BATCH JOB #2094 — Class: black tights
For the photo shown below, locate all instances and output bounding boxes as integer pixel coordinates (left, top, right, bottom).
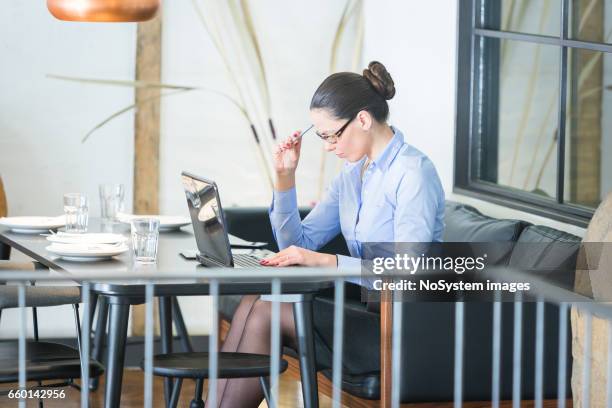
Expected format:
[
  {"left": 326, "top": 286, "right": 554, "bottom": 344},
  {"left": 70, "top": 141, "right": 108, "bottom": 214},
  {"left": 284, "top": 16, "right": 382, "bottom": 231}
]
[{"left": 205, "top": 295, "right": 297, "bottom": 408}]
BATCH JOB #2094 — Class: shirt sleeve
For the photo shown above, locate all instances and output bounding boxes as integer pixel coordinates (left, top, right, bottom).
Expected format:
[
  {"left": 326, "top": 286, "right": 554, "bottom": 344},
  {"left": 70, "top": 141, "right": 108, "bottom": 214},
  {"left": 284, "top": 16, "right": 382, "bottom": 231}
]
[
  {"left": 393, "top": 160, "right": 443, "bottom": 243},
  {"left": 269, "top": 175, "right": 342, "bottom": 251}
]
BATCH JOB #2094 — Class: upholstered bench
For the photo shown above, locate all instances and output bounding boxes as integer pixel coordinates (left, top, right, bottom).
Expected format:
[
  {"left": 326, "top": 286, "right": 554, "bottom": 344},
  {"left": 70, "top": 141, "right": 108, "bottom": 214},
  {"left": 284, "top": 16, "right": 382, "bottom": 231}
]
[{"left": 219, "top": 202, "right": 581, "bottom": 403}]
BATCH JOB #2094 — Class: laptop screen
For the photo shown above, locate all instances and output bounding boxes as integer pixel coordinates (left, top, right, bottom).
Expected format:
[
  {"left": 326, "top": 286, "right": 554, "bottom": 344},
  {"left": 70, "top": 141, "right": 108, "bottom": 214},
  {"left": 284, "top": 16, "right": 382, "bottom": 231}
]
[{"left": 181, "top": 172, "right": 232, "bottom": 266}]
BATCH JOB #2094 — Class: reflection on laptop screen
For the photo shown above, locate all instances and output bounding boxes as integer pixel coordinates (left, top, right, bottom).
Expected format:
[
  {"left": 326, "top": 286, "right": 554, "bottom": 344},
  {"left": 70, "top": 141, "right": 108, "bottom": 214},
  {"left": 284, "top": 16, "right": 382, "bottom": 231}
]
[{"left": 181, "top": 173, "right": 232, "bottom": 266}]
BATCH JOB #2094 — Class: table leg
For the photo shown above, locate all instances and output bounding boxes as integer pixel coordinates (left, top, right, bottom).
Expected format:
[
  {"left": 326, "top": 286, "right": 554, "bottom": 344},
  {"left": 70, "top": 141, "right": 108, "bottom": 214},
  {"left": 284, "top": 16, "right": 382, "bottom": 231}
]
[
  {"left": 90, "top": 295, "right": 108, "bottom": 391},
  {"left": 159, "top": 296, "right": 174, "bottom": 406},
  {"left": 293, "top": 297, "right": 319, "bottom": 408},
  {"left": 104, "top": 300, "right": 130, "bottom": 408},
  {"left": 89, "top": 293, "right": 98, "bottom": 328},
  {"left": 171, "top": 296, "right": 193, "bottom": 352}
]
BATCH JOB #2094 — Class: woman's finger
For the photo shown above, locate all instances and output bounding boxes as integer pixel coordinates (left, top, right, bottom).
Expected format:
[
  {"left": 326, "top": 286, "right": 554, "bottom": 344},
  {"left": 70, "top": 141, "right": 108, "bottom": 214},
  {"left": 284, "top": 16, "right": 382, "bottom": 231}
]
[
  {"left": 261, "top": 250, "right": 287, "bottom": 265},
  {"left": 265, "top": 255, "right": 286, "bottom": 266},
  {"left": 276, "top": 255, "right": 297, "bottom": 267}
]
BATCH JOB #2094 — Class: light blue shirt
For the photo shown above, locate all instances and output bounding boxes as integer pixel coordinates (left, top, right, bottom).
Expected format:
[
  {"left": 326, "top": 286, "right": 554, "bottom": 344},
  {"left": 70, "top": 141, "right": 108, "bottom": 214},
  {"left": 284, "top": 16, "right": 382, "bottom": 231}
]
[{"left": 269, "top": 127, "right": 445, "bottom": 279}]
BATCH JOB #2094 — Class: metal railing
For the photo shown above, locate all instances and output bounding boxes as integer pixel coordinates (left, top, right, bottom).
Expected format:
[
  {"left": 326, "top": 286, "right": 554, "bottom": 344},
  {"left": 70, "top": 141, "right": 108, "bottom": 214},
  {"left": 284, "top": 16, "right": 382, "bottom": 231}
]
[{"left": 0, "top": 266, "right": 610, "bottom": 408}]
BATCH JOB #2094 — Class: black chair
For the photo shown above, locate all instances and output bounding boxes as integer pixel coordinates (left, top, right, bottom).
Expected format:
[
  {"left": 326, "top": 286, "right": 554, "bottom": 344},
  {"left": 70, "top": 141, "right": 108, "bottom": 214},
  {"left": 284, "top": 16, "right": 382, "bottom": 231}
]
[
  {"left": 0, "top": 281, "right": 104, "bottom": 406},
  {"left": 141, "top": 351, "right": 288, "bottom": 408}
]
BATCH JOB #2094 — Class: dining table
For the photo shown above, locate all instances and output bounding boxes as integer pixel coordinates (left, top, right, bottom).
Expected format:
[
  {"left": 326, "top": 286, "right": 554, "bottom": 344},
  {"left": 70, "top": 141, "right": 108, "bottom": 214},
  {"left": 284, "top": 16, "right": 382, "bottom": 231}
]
[{"left": 0, "top": 218, "right": 333, "bottom": 408}]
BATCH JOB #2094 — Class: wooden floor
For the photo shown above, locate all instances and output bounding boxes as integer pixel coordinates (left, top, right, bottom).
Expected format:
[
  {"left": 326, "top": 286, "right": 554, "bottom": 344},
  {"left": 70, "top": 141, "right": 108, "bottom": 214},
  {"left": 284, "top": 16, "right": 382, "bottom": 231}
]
[
  {"left": 0, "top": 369, "right": 344, "bottom": 408},
  {"left": 0, "top": 370, "right": 573, "bottom": 408}
]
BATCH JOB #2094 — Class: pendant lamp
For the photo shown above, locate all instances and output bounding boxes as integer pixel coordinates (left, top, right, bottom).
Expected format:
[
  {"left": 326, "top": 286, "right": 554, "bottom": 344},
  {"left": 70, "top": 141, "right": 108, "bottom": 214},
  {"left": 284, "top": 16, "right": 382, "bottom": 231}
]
[{"left": 47, "top": 0, "right": 160, "bottom": 22}]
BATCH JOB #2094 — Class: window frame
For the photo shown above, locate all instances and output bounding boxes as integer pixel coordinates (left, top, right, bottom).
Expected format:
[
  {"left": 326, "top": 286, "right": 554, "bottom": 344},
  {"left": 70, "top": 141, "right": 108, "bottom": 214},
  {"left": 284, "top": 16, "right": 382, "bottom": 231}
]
[{"left": 454, "top": 0, "right": 612, "bottom": 227}]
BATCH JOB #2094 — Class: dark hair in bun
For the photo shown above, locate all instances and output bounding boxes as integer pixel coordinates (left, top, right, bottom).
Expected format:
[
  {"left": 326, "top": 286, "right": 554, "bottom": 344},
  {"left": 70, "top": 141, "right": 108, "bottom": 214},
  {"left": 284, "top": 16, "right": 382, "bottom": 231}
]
[
  {"left": 310, "top": 61, "right": 395, "bottom": 123},
  {"left": 363, "top": 61, "right": 395, "bottom": 100}
]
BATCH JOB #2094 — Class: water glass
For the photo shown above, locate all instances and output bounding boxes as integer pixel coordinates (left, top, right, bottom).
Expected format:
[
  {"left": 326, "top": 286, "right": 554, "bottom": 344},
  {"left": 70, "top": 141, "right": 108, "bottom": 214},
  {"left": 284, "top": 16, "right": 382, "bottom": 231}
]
[
  {"left": 99, "top": 184, "right": 125, "bottom": 221},
  {"left": 131, "top": 218, "right": 160, "bottom": 263},
  {"left": 63, "top": 193, "right": 89, "bottom": 233}
]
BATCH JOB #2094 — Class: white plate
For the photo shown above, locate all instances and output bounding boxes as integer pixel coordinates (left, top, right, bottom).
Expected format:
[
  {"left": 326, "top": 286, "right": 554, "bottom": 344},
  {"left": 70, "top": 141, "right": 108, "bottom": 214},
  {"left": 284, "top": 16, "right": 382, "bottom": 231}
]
[
  {"left": 117, "top": 214, "right": 191, "bottom": 231},
  {"left": 46, "top": 232, "right": 127, "bottom": 245},
  {"left": 0, "top": 216, "right": 65, "bottom": 234},
  {"left": 46, "top": 243, "right": 129, "bottom": 261}
]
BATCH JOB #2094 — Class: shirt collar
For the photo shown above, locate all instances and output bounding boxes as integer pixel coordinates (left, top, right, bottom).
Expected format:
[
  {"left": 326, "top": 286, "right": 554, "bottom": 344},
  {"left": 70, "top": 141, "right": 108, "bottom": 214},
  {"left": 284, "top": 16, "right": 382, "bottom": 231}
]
[
  {"left": 372, "top": 126, "right": 404, "bottom": 172},
  {"left": 343, "top": 126, "right": 405, "bottom": 174}
]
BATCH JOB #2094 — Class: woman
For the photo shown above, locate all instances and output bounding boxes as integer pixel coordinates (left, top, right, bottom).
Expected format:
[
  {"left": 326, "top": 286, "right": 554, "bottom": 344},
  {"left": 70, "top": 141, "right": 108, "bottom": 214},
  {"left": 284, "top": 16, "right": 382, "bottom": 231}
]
[{"left": 210, "top": 61, "right": 445, "bottom": 407}]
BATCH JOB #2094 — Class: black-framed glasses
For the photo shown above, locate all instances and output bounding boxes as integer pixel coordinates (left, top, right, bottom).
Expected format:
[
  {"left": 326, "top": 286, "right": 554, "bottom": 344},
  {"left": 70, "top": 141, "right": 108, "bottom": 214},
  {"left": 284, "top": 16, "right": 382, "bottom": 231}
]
[{"left": 311, "top": 115, "right": 356, "bottom": 145}]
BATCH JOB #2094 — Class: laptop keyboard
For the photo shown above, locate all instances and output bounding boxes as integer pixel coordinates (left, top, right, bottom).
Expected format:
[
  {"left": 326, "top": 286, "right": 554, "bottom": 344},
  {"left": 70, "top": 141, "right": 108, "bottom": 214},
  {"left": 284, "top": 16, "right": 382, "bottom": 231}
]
[{"left": 233, "top": 253, "right": 265, "bottom": 268}]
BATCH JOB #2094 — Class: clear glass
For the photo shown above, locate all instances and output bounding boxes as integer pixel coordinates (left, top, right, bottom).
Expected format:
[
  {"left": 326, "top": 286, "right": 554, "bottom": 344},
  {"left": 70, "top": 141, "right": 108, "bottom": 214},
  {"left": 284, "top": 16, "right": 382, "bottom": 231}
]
[
  {"left": 564, "top": 48, "right": 611, "bottom": 208},
  {"left": 63, "top": 193, "right": 89, "bottom": 233},
  {"left": 99, "top": 184, "right": 125, "bottom": 221},
  {"left": 131, "top": 218, "right": 160, "bottom": 263},
  {"left": 482, "top": 0, "right": 561, "bottom": 37},
  {"left": 570, "top": 0, "right": 612, "bottom": 44},
  {"left": 475, "top": 38, "right": 560, "bottom": 199}
]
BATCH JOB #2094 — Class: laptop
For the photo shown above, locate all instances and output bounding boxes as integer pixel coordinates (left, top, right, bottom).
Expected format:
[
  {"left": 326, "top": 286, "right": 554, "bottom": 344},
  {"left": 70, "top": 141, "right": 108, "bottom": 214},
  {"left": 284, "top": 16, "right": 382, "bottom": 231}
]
[{"left": 181, "top": 171, "right": 268, "bottom": 268}]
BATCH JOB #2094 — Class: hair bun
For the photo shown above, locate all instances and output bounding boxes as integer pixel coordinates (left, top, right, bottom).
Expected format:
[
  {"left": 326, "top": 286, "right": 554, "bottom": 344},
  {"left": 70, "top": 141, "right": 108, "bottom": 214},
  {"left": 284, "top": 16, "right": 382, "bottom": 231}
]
[{"left": 362, "top": 61, "right": 395, "bottom": 100}]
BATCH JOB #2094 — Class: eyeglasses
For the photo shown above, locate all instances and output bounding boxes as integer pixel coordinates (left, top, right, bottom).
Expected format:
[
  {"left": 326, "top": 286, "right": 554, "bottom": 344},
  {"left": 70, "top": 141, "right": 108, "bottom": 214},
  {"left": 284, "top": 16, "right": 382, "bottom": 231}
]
[{"left": 310, "top": 115, "right": 356, "bottom": 145}]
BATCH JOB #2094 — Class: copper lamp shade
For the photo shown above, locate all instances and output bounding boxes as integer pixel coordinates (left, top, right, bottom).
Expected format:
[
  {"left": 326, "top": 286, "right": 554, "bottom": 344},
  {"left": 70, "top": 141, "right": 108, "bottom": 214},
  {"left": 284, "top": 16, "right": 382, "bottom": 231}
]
[{"left": 47, "top": 0, "right": 160, "bottom": 22}]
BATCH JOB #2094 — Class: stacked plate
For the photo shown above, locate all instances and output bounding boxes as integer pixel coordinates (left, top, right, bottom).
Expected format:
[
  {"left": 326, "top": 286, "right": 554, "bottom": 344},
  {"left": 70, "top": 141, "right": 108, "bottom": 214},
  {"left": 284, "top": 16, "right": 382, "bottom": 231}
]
[
  {"left": 0, "top": 216, "right": 65, "bottom": 234},
  {"left": 116, "top": 213, "right": 191, "bottom": 232},
  {"left": 46, "top": 232, "right": 129, "bottom": 262}
]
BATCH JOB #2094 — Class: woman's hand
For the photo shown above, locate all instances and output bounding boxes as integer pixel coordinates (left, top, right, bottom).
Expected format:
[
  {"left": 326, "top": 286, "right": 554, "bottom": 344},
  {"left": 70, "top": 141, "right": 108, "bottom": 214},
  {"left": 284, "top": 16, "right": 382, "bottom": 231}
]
[
  {"left": 273, "top": 130, "right": 303, "bottom": 176},
  {"left": 260, "top": 245, "right": 337, "bottom": 268}
]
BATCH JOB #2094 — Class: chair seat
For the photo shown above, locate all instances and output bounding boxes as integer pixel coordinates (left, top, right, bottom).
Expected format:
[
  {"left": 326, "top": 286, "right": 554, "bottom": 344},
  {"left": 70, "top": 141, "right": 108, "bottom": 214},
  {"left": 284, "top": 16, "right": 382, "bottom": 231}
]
[
  {"left": 0, "top": 286, "right": 80, "bottom": 309},
  {"left": 0, "top": 260, "right": 36, "bottom": 271},
  {"left": 0, "top": 341, "right": 104, "bottom": 383},
  {"left": 144, "top": 352, "right": 288, "bottom": 379}
]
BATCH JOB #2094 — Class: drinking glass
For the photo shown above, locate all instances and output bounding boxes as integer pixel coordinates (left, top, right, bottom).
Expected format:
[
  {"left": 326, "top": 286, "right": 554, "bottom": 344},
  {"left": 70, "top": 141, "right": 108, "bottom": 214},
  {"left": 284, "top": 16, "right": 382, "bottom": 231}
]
[
  {"left": 99, "top": 184, "right": 125, "bottom": 221},
  {"left": 63, "top": 193, "right": 89, "bottom": 233},
  {"left": 131, "top": 218, "right": 160, "bottom": 263}
]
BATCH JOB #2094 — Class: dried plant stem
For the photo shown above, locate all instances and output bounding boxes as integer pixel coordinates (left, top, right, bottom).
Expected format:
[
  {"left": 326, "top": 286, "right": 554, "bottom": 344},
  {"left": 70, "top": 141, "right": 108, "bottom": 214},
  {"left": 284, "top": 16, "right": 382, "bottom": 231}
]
[
  {"left": 236, "top": 0, "right": 272, "bottom": 117},
  {"left": 507, "top": 0, "right": 551, "bottom": 185},
  {"left": 508, "top": 45, "right": 541, "bottom": 185},
  {"left": 578, "top": 0, "right": 598, "bottom": 35},
  {"left": 209, "top": 0, "right": 276, "bottom": 187},
  {"left": 217, "top": 2, "right": 275, "bottom": 170},
  {"left": 191, "top": 0, "right": 274, "bottom": 191},
  {"left": 522, "top": 90, "right": 557, "bottom": 189},
  {"left": 82, "top": 89, "right": 189, "bottom": 143},
  {"left": 192, "top": 0, "right": 251, "bottom": 120},
  {"left": 48, "top": 74, "right": 248, "bottom": 118},
  {"left": 318, "top": 0, "right": 364, "bottom": 200},
  {"left": 352, "top": 4, "right": 365, "bottom": 70},
  {"left": 235, "top": 0, "right": 277, "bottom": 140},
  {"left": 500, "top": 0, "right": 530, "bottom": 81},
  {"left": 535, "top": 130, "right": 558, "bottom": 191}
]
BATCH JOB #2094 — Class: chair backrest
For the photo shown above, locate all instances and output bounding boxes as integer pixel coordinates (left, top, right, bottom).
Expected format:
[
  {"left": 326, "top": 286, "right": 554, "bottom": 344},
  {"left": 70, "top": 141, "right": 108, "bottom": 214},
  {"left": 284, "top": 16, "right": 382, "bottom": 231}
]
[
  {"left": 0, "top": 176, "right": 9, "bottom": 260},
  {"left": 0, "top": 175, "right": 6, "bottom": 218},
  {"left": 398, "top": 205, "right": 580, "bottom": 402}
]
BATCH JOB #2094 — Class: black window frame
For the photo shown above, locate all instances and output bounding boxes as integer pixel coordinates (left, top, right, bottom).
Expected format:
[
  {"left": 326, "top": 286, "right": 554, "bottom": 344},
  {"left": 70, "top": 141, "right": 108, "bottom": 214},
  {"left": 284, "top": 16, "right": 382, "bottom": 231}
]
[{"left": 454, "top": 0, "right": 612, "bottom": 227}]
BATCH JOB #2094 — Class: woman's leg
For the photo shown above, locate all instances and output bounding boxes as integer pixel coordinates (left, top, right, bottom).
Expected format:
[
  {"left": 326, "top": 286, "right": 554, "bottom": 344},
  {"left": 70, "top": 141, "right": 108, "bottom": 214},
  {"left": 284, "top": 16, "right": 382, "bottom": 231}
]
[
  {"left": 213, "top": 299, "right": 297, "bottom": 408},
  {"left": 206, "top": 295, "right": 259, "bottom": 406},
  {"left": 221, "top": 295, "right": 260, "bottom": 352}
]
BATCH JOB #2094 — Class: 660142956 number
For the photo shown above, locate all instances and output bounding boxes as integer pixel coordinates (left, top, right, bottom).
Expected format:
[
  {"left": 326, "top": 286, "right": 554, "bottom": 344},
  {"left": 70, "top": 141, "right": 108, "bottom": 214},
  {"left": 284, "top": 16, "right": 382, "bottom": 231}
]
[{"left": 7, "top": 389, "right": 66, "bottom": 399}]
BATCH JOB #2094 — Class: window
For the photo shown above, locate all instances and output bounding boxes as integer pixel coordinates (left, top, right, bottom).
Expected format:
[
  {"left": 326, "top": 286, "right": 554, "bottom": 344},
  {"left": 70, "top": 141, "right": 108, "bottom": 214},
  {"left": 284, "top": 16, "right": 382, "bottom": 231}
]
[{"left": 455, "top": 0, "right": 612, "bottom": 226}]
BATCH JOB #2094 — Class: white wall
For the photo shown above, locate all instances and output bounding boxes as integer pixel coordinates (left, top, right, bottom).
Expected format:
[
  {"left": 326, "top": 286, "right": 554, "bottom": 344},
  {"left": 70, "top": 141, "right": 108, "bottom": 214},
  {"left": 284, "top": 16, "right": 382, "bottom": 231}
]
[
  {"left": 0, "top": 2, "right": 135, "bottom": 337},
  {"left": 362, "top": 0, "right": 457, "bottom": 194}
]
